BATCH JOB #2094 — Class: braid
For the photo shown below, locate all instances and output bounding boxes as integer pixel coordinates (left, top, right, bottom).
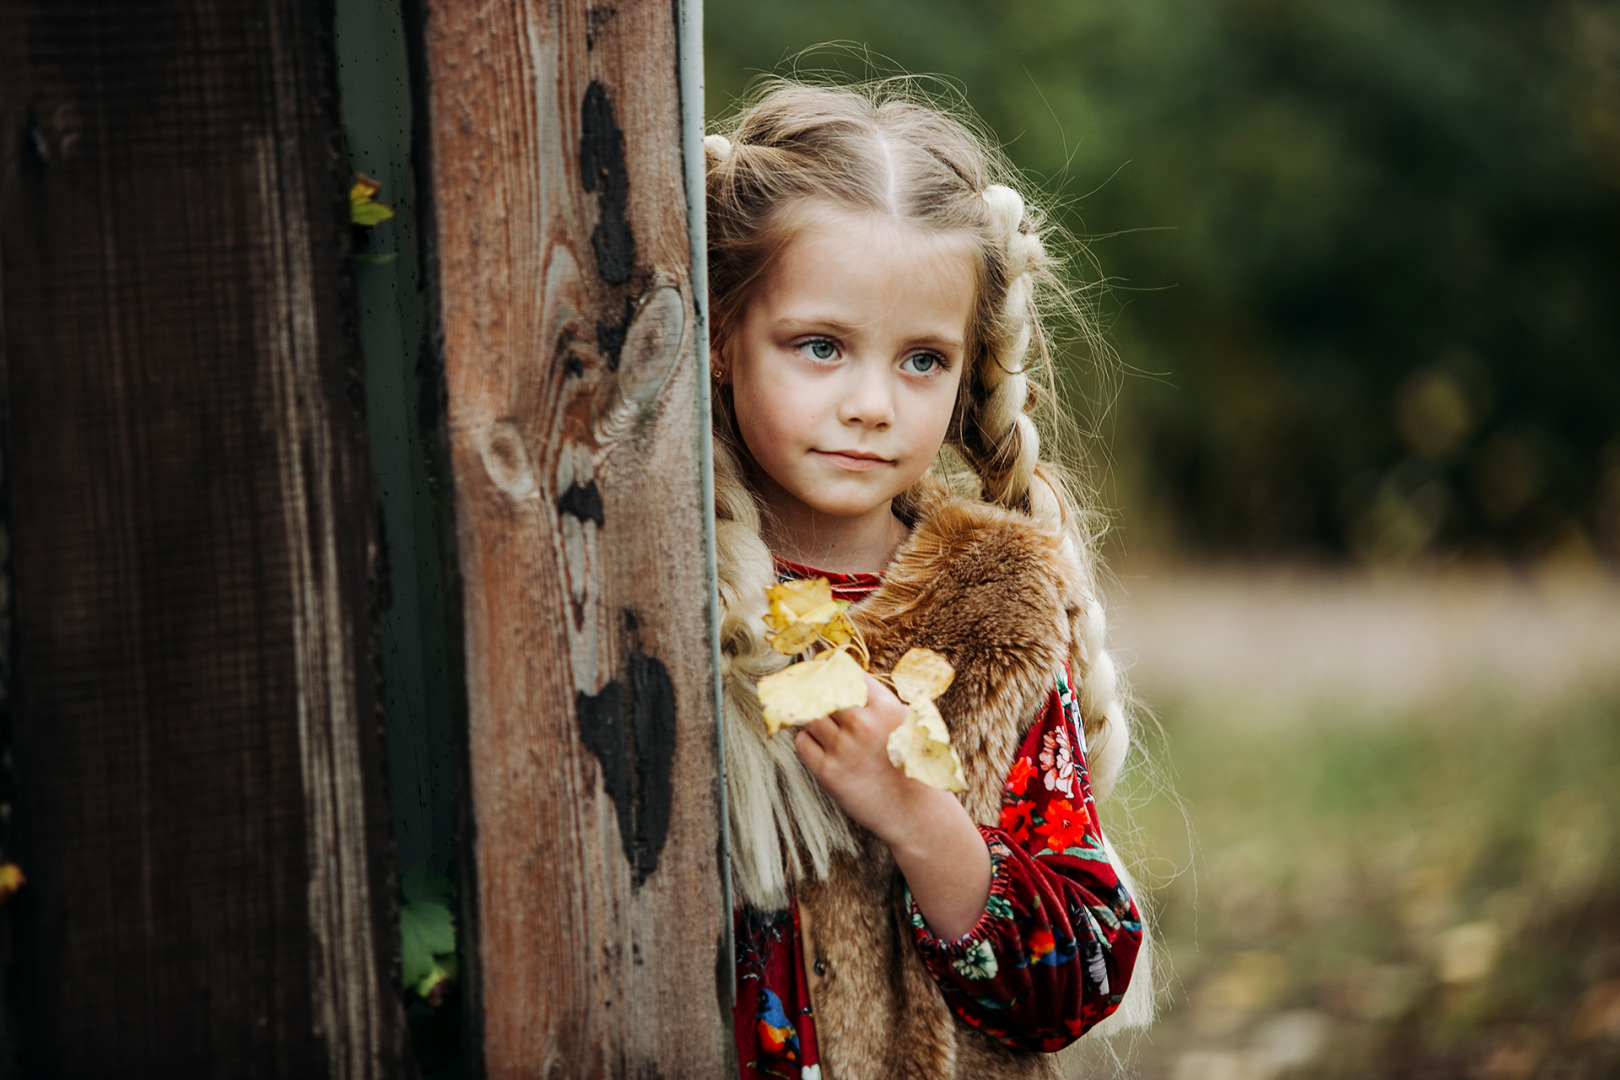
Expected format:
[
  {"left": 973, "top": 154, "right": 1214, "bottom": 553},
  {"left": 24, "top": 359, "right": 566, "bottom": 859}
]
[
  {"left": 963, "top": 184, "right": 1043, "bottom": 511},
  {"left": 951, "top": 183, "right": 1134, "bottom": 801},
  {"left": 958, "top": 180, "right": 1150, "bottom": 1025}
]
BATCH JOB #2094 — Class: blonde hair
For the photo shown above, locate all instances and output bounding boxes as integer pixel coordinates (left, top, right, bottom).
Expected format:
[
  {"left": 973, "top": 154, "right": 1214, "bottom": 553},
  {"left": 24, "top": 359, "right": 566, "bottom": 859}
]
[{"left": 706, "top": 82, "right": 1143, "bottom": 1010}]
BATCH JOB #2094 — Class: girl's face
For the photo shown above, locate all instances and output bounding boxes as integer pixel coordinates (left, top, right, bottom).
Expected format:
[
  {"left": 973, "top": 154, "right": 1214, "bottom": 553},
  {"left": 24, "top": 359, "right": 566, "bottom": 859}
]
[{"left": 722, "top": 207, "right": 975, "bottom": 548}]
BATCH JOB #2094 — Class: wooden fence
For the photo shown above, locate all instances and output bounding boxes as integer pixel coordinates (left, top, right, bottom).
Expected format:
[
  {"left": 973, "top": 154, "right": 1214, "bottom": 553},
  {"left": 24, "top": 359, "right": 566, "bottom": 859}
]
[{"left": 0, "top": 0, "right": 727, "bottom": 1075}]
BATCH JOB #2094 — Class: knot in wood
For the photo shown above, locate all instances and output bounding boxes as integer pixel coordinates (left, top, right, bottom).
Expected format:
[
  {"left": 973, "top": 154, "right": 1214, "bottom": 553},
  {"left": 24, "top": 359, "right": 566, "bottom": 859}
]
[{"left": 478, "top": 420, "right": 536, "bottom": 499}]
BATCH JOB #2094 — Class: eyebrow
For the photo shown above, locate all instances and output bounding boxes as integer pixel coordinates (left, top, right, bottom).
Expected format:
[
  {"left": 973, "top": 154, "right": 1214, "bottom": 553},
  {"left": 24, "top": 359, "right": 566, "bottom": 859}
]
[{"left": 773, "top": 316, "right": 859, "bottom": 334}]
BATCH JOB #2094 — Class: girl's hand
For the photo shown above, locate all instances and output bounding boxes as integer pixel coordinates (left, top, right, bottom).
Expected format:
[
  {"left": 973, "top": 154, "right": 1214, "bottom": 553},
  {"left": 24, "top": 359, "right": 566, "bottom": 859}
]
[
  {"left": 795, "top": 673, "right": 993, "bottom": 939},
  {"left": 793, "top": 673, "right": 915, "bottom": 840}
]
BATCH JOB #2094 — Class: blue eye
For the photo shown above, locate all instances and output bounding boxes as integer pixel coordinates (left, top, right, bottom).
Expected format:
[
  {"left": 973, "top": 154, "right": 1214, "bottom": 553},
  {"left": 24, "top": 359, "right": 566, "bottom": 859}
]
[
  {"left": 798, "top": 339, "right": 838, "bottom": 361},
  {"left": 901, "top": 352, "right": 945, "bottom": 374}
]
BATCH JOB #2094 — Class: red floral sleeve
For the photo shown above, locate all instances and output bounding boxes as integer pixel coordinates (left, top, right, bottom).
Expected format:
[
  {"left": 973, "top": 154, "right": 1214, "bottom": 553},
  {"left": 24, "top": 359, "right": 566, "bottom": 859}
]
[{"left": 907, "top": 664, "right": 1142, "bottom": 1051}]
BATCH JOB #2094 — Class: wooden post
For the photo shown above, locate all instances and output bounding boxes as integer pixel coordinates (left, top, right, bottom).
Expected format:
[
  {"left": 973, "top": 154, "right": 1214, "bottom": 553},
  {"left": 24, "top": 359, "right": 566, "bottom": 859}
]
[
  {"left": 0, "top": 2, "right": 407, "bottom": 1075},
  {"left": 417, "top": 0, "right": 731, "bottom": 1073}
]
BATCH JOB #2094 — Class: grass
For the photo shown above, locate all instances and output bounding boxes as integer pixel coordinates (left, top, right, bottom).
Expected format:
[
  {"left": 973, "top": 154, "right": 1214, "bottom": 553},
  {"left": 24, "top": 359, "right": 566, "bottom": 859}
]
[{"left": 1067, "top": 689, "right": 1620, "bottom": 1079}]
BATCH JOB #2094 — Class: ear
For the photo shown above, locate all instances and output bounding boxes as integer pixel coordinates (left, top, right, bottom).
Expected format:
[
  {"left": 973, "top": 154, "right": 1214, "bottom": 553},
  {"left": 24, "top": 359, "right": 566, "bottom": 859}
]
[{"left": 710, "top": 343, "right": 729, "bottom": 385}]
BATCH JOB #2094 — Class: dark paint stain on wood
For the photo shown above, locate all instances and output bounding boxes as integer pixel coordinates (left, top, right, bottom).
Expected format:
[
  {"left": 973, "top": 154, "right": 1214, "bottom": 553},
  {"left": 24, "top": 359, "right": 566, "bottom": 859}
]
[
  {"left": 583, "top": 7, "right": 618, "bottom": 55},
  {"left": 557, "top": 479, "right": 605, "bottom": 526},
  {"left": 595, "top": 295, "right": 634, "bottom": 372},
  {"left": 553, "top": 323, "right": 589, "bottom": 379},
  {"left": 578, "top": 81, "right": 635, "bottom": 286},
  {"left": 575, "top": 645, "right": 676, "bottom": 888}
]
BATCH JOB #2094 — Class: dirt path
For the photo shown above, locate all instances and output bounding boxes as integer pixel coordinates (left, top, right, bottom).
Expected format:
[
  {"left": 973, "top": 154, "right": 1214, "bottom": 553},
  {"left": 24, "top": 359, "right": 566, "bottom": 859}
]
[{"left": 1107, "top": 566, "right": 1620, "bottom": 722}]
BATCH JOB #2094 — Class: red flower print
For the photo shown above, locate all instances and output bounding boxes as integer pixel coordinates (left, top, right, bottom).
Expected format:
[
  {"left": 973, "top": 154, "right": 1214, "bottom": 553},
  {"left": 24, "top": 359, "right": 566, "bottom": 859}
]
[
  {"left": 999, "top": 798, "right": 1035, "bottom": 843},
  {"left": 1034, "top": 799, "right": 1090, "bottom": 853},
  {"left": 1006, "top": 755, "right": 1036, "bottom": 797},
  {"left": 1028, "top": 928, "right": 1055, "bottom": 962},
  {"left": 1039, "top": 727, "right": 1076, "bottom": 798}
]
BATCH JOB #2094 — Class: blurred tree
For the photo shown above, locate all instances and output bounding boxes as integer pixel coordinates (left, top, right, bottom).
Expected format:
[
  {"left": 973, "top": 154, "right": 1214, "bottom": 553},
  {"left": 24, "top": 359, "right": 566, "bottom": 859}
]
[{"left": 705, "top": 0, "right": 1620, "bottom": 566}]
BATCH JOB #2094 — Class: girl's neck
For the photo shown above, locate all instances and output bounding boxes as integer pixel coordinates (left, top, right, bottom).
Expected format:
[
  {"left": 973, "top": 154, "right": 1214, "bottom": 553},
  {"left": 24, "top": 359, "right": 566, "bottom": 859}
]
[{"left": 763, "top": 502, "right": 911, "bottom": 575}]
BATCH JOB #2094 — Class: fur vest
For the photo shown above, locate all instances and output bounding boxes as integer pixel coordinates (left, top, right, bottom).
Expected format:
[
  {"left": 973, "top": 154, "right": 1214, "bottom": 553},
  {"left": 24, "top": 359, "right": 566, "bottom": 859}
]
[{"left": 727, "top": 488, "right": 1086, "bottom": 1079}]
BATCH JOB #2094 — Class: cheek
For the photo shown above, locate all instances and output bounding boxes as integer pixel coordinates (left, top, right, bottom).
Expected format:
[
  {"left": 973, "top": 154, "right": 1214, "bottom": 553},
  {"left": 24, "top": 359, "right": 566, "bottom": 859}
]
[
  {"left": 915, "top": 372, "right": 965, "bottom": 447},
  {"left": 731, "top": 378, "right": 801, "bottom": 465},
  {"left": 732, "top": 403, "right": 775, "bottom": 466}
]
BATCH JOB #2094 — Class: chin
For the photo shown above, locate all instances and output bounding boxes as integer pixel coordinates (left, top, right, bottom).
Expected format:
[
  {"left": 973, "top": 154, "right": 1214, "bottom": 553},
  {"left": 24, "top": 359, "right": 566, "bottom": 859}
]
[{"left": 790, "top": 488, "right": 890, "bottom": 518}]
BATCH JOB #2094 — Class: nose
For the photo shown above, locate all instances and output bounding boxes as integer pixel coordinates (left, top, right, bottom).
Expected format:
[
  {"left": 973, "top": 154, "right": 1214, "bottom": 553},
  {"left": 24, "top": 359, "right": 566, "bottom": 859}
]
[{"left": 836, "top": 356, "right": 894, "bottom": 429}]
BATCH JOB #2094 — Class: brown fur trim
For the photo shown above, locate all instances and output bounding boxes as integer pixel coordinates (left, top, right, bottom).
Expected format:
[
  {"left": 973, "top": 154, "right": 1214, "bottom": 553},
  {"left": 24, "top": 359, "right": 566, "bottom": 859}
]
[
  {"left": 800, "top": 495, "right": 1079, "bottom": 1079},
  {"left": 854, "top": 497, "right": 1082, "bottom": 823},
  {"left": 798, "top": 838, "right": 957, "bottom": 1079}
]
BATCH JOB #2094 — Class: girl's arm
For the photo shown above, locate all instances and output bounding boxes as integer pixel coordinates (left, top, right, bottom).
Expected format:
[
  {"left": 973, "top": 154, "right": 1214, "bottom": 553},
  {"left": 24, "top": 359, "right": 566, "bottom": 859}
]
[
  {"left": 793, "top": 673, "right": 993, "bottom": 940},
  {"left": 908, "top": 671, "right": 1142, "bottom": 1050},
  {"left": 796, "top": 668, "right": 1143, "bottom": 1050}
]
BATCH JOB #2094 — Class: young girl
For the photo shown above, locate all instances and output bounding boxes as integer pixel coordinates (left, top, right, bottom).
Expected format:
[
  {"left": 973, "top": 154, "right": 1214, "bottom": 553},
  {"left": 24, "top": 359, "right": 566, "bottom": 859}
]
[{"left": 707, "top": 81, "right": 1149, "bottom": 1080}]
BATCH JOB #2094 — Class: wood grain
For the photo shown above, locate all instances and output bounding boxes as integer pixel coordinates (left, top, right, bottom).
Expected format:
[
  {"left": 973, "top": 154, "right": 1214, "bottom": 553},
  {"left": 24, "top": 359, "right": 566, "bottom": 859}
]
[
  {"left": 0, "top": 2, "right": 407, "bottom": 1075},
  {"left": 418, "top": 0, "right": 730, "bottom": 1073}
]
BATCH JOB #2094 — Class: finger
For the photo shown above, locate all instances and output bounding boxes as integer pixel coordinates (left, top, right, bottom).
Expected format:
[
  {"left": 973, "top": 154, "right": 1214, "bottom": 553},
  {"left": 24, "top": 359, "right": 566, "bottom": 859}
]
[
  {"left": 861, "top": 672, "right": 899, "bottom": 707},
  {"left": 794, "top": 728, "right": 826, "bottom": 770},
  {"left": 799, "top": 714, "right": 839, "bottom": 748},
  {"left": 830, "top": 673, "right": 886, "bottom": 727}
]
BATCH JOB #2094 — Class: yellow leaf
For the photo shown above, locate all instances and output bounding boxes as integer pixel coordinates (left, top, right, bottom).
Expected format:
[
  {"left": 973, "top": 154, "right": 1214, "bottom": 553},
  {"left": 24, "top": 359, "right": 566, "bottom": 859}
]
[
  {"left": 886, "top": 698, "right": 966, "bottom": 792},
  {"left": 891, "top": 647, "right": 955, "bottom": 703},
  {"left": 0, "top": 862, "right": 24, "bottom": 905},
  {"left": 756, "top": 648, "right": 868, "bottom": 734},
  {"left": 350, "top": 173, "right": 395, "bottom": 227},
  {"left": 764, "top": 577, "right": 836, "bottom": 627},
  {"left": 763, "top": 578, "right": 854, "bottom": 654}
]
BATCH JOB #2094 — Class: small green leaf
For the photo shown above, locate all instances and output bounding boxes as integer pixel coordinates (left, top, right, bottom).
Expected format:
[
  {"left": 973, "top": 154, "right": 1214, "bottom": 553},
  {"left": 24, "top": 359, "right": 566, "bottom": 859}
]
[
  {"left": 406, "top": 900, "right": 455, "bottom": 954},
  {"left": 350, "top": 173, "right": 395, "bottom": 227},
  {"left": 351, "top": 203, "right": 394, "bottom": 226},
  {"left": 354, "top": 253, "right": 398, "bottom": 264},
  {"left": 400, "top": 899, "right": 455, "bottom": 989}
]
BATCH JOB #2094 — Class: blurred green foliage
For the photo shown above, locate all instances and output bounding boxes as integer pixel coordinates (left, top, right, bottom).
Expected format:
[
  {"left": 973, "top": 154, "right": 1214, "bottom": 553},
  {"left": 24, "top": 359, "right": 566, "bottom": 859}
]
[
  {"left": 1089, "top": 691, "right": 1620, "bottom": 1077},
  {"left": 705, "top": 0, "right": 1620, "bottom": 565}
]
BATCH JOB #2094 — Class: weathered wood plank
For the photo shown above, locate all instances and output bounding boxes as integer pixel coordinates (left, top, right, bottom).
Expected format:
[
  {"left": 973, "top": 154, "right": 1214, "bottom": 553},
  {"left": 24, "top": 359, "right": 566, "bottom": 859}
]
[
  {"left": 0, "top": 2, "right": 407, "bottom": 1076},
  {"left": 418, "top": 0, "right": 729, "bottom": 1073}
]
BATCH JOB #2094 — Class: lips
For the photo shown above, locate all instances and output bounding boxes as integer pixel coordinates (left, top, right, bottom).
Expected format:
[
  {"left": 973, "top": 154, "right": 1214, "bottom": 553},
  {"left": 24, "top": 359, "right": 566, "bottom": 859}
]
[{"left": 814, "top": 449, "right": 892, "bottom": 471}]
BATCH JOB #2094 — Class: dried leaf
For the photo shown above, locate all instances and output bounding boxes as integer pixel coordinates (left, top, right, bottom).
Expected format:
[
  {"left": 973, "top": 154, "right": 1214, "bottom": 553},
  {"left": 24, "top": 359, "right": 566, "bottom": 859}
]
[
  {"left": 886, "top": 648, "right": 963, "bottom": 791},
  {"left": 887, "top": 698, "right": 966, "bottom": 792},
  {"left": 891, "top": 647, "right": 955, "bottom": 704},
  {"left": 763, "top": 578, "right": 854, "bottom": 654},
  {"left": 751, "top": 584, "right": 962, "bottom": 790},
  {"left": 756, "top": 648, "right": 868, "bottom": 734}
]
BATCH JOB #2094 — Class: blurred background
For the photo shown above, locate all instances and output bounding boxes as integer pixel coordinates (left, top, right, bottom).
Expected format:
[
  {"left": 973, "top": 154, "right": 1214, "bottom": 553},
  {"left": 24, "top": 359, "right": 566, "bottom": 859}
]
[{"left": 706, "top": 2, "right": 1620, "bottom": 1077}]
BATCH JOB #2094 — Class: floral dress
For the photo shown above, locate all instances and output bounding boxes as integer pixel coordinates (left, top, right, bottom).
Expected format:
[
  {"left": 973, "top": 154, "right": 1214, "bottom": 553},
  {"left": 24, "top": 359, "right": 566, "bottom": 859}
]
[{"left": 734, "top": 563, "right": 1143, "bottom": 1080}]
